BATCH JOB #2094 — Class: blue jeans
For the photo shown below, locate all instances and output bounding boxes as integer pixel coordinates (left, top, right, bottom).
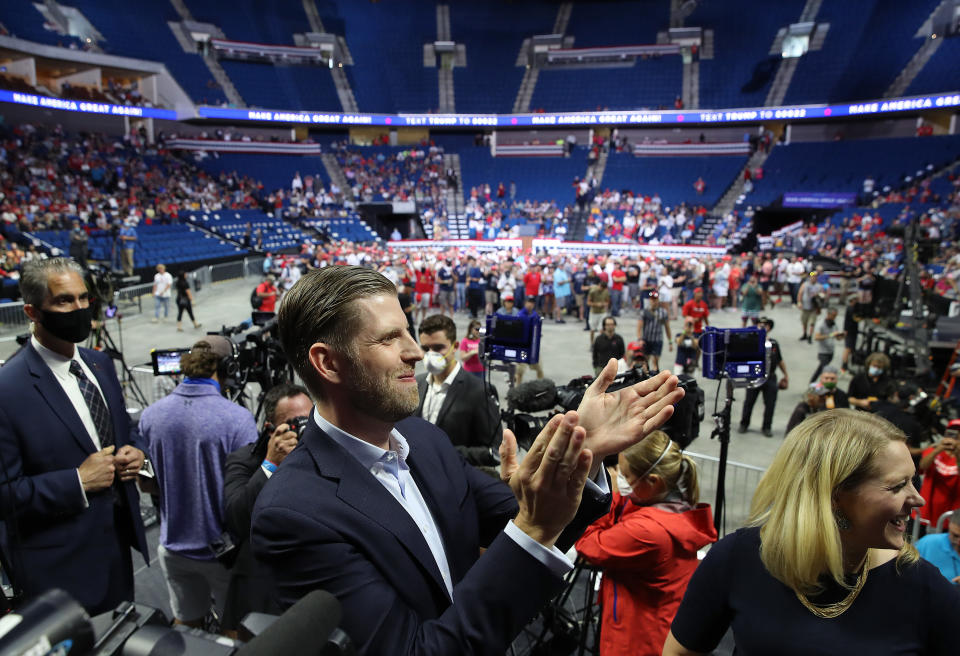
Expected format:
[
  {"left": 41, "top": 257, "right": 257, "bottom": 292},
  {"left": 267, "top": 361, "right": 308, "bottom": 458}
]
[
  {"left": 155, "top": 295, "right": 170, "bottom": 318},
  {"left": 455, "top": 282, "right": 466, "bottom": 310},
  {"left": 610, "top": 289, "right": 622, "bottom": 316}
]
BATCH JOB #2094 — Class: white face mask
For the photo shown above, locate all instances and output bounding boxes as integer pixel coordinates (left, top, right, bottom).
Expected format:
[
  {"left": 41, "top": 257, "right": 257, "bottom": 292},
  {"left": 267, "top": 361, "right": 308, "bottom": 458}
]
[
  {"left": 424, "top": 350, "right": 449, "bottom": 375},
  {"left": 616, "top": 469, "right": 636, "bottom": 499}
]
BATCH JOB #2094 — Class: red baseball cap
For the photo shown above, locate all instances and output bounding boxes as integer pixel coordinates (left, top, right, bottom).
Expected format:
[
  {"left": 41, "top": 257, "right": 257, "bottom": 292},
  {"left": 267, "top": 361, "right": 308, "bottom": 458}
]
[
  {"left": 693, "top": 287, "right": 703, "bottom": 294},
  {"left": 627, "top": 341, "right": 644, "bottom": 353}
]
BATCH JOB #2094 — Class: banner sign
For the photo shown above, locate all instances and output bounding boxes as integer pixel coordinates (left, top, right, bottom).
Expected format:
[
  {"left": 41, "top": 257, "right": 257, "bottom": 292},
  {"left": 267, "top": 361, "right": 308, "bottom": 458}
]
[
  {"left": 633, "top": 142, "right": 751, "bottom": 156},
  {"left": 165, "top": 138, "right": 323, "bottom": 154},
  {"left": 0, "top": 90, "right": 176, "bottom": 119},
  {"left": 783, "top": 191, "right": 857, "bottom": 208},
  {"left": 197, "top": 91, "right": 960, "bottom": 127}
]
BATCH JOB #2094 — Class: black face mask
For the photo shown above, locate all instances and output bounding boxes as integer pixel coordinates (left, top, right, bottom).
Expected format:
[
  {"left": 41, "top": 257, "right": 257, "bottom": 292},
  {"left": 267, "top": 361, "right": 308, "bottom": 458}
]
[{"left": 39, "top": 307, "right": 92, "bottom": 343}]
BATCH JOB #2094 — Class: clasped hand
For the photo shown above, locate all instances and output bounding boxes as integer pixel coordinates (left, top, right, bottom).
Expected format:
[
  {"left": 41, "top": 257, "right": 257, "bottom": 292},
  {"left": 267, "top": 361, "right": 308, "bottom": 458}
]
[{"left": 499, "top": 360, "right": 684, "bottom": 547}]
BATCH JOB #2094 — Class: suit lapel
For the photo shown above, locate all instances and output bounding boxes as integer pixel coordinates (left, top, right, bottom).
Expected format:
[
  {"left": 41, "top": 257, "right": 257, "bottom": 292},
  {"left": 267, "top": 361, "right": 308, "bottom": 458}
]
[
  {"left": 24, "top": 344, "right": 97, "bottom": 454},
  {"left": 304, "top": 424, "right": 450, "bottom": 598},
  {"left": 434, "top": 370, "right": 463, "bottom": 427}
]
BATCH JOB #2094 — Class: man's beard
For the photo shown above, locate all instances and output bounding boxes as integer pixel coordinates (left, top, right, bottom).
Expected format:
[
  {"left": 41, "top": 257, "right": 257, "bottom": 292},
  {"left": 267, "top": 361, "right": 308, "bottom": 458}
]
[{"left": 342, "top": 349, "right": 419, "bottom": 423}]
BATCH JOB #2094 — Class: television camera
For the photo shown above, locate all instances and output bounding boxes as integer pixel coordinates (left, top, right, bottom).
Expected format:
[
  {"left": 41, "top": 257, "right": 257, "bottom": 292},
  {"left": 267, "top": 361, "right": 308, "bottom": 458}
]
[
  {"left": 699, "top": 326, "right": 771, "bottom": 533},
  {"left": 481, "top": 311, "right": 542, "bottom": 364},
  {"left": 501, "top": 369, "right": 704, "bottom": 452},
  {"left": 151, "top": 314, "right": 293, "bottom": 421}
]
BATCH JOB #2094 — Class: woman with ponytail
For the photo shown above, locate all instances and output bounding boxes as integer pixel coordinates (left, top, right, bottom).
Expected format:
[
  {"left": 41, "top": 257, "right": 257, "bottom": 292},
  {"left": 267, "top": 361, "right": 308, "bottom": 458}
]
[{"left": 575, "top": 430, "right": 716, "bottom": 656}]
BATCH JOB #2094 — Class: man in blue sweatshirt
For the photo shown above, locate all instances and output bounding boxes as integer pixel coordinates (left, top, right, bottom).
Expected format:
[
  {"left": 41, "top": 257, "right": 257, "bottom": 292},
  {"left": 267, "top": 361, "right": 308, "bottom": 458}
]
[{"left": 139, "top": 336, "right": 258, "bottom": 627}]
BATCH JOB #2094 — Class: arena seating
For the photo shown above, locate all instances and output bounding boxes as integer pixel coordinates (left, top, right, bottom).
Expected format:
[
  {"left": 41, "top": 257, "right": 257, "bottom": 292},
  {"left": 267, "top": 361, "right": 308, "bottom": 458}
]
[
  {"left": 907, "top": 34, "right": 960, "bottom": 97},
  {"left": 451, "top": 1, "right": 554, "bottom": 114},
  {"left": 68, "top": 0, "right": 227, "bottom": 106},
  {"left": 688, "top": 0, "right": 804, "bottom": 109},
  {"left": 219, "top": 60, "right": 340, "bottom": 111},
  {"left": 601, "top": 151, "right": 747, "bottom": 209},
  {"left": 302, "top": 216, "right": 379, "bottom": 242},
  {"left": 30, "top": 223, "right": 246, "bottom": 269},
  {"left": 748, "top": 134, "right": 960, "bottom": 207},
  {"left": 532, "top": 58, "right": 682, "bottom": 112},
  {"left": 568, "top": 0, "right": 667, "bottom": 47},
  {"left": 1, "top": 5, "right": 85, "bottom": 49},
  {"left": 185, "top": 0, "right": 307, "bottom": 44},
  {"left": 187, "top": 209, "right": 314, "bottom": 252},
  {"left": 458, "top": 147, "right": 588, "bottom": 205},
  {"left": 322, "top": 0, "right": 436, "bottom": 113},
  {"left": 198, "top": 153, "right": 331, "bottom": 195},
  {"left": 821, "top": 0, "right": 940, "bottom": 103}
]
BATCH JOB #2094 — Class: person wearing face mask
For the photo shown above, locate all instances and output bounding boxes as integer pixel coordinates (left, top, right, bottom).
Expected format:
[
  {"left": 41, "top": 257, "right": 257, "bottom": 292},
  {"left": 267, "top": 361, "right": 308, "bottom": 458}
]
[
  {"left": 576, "top": 431, "right": 716, "bottom": 656},
  {"left": 848, "top": 352, "right": 893, "bottom": 411},
  {"left": 817, "top": 366, "right": 849, "bottom": 410},
  {"left": 415, "top": 314, "right": 500, "bottom": 466},
  {"left": 0, "top": 258, "right": 149, "bottom": 614}
]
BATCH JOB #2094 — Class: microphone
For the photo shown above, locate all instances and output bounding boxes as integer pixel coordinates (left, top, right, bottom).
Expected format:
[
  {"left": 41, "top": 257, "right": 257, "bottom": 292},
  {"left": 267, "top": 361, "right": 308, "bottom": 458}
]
[
  {"left": 0, "top": 589, "right": 94, "bottom": 655},
  {"left": 236, "top": 590, "right": 346, "bottom": 656}
]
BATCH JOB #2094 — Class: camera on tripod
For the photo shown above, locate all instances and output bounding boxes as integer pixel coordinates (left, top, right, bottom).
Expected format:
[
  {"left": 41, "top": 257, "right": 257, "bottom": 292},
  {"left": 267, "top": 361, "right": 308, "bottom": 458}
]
[
  {"left": 700, "top": 326, "right": 769, "bottom": 387},
  {"left": 481, "top": 312, "right": 542, "bottom": 364}
]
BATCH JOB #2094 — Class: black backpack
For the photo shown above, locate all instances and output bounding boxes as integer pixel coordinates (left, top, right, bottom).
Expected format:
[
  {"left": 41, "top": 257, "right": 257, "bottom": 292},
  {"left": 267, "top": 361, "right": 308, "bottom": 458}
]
[{"left": 250, "top": 286, "right": 261, "bottom": 310}]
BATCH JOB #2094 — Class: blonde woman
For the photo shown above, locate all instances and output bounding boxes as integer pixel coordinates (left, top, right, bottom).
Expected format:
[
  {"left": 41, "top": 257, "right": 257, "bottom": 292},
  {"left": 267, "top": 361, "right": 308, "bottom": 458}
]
[
  {"left": 664, "top": 409, "right": 959, "bottom": 655},
  {"left": 576, "top": 431, "right": 715, "bottom": 656}
]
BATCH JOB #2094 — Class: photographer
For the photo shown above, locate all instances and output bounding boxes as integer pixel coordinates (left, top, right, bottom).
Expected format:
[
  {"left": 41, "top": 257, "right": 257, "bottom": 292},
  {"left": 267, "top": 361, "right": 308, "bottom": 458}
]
[
  {"left": 222, "top": 384, "right": 313, "bottom": 632},
  {"left": 138, "top": 337, "right": 258, "bottom": 629}
]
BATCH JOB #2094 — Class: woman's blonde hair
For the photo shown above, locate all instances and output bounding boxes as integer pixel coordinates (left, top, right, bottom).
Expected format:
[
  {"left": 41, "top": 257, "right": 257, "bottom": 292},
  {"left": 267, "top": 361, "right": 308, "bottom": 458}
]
[
  {"left": 748, "top": 408, "right": 918, "bottom": 595},
  {"left": 622, "top": 430, "right": 699, "bottom": 505}
]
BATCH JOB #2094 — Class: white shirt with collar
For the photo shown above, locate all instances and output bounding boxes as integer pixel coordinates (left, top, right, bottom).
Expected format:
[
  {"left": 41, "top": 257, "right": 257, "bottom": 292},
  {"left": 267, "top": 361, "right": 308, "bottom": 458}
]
[
  {"left": 422, "top": 360, "right": 460, "bottom": 425},
  {"left": 31, "top": 336, "right": 107, "bottom": 505}
]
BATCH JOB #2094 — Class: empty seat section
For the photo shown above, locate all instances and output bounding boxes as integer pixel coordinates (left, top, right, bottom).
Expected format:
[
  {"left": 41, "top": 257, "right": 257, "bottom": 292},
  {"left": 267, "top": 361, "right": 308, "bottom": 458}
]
[{"left": 602, "top": 152, "right": 748, "bottom": 208}]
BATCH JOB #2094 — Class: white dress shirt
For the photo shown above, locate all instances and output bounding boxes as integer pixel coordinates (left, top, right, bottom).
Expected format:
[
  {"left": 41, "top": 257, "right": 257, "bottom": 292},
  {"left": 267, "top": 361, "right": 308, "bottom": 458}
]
[
  {"left": 31, "top": 336, "right": 106, "bottom": 504},
  {"left": 421, "top": 361, "right": 460, "bottom": 425}
]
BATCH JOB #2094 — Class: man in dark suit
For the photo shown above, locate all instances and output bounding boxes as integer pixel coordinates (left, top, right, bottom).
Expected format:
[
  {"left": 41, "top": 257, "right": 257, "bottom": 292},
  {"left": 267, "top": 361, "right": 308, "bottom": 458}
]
[
  {"left": 221, "top": 383, "right": 313, "bottom": 630},
  {"left": 0, "top": 258, "right": 148, "bottom": 614},
  {"left": 252, "top": 266, "right": 683, "bottom": 656},
  {"left": 416, "top": 314, "right": 499, "bottom": 466}
]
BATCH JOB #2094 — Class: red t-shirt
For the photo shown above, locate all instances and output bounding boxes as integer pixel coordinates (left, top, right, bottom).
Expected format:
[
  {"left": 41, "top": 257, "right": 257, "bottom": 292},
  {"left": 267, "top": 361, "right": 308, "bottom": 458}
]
[
  {"left": 414, "top": 270, "right": 434, "bottom": 294},
  {"left": 682, "top": 299, "right": 709, "bottom": 333},
  {"left": 256, "top": 282, "right": 277, "bottom": 312},
  {"left": 611, "top": 268, "right": 626, "bottom": 291},
  {"left": 524, "top": 271, "right": 542, "bottom": 297},
  {"left": 919, "top": 448, "right": 960, "bottom": 523}
]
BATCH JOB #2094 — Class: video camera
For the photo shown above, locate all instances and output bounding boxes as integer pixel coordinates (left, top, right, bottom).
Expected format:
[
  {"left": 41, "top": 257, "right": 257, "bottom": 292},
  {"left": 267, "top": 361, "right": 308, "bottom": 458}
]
[
  {"left": 700, "top": 327, "right": 768, "bottom": 387},
  {"left": 84, "top": 264, "right": 119, "bottom": 321},
  {"left": 502, "top": 369, "right": 704, "bottom": 450},
  {"left": 481, "top": 312, "right": 542, "bottom": 364},
  {"left": 150, "top": 317, "right": 293, "bottom": 414}
]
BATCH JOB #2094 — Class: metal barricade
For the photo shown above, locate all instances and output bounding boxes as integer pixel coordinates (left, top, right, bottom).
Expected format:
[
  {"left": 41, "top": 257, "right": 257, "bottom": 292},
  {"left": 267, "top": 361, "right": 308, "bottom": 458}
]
[
  {"left": 127, "top": 365, "right": 176, "bottom": 409},
  {"left": 685, "top": 451, "right": 767, "bottom": 535},
  {"left": 0, "top": 301, "right": 29, "bottom": 334},
  {"left": 113, "top": 282, "right": 152, "bottom": 314}
]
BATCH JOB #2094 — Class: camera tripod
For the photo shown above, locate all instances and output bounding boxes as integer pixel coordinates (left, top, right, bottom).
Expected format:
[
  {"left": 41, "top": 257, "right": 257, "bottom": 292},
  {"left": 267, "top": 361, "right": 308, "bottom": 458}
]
[{"left": 89, "top": 316, "right": 148, "bottom": 409}]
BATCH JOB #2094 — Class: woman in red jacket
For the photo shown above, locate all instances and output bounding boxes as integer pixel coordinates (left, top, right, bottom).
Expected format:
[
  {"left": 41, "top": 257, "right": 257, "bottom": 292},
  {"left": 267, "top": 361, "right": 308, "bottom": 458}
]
[{"left": 576, "top": 430, "right": 717, "bottom": 656}]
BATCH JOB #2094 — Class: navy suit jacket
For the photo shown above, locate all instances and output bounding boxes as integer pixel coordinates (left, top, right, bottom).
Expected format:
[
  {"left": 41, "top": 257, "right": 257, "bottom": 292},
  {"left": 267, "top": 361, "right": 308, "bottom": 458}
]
[
  {"left": 0, "top": 343, "right": 148, "bottom": 611},
  {"left": 251, "top": 416, "right": 609, "bottom": 656},
  {"left": 415, "top": 367, "right": 500, "bottom": 465}
]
